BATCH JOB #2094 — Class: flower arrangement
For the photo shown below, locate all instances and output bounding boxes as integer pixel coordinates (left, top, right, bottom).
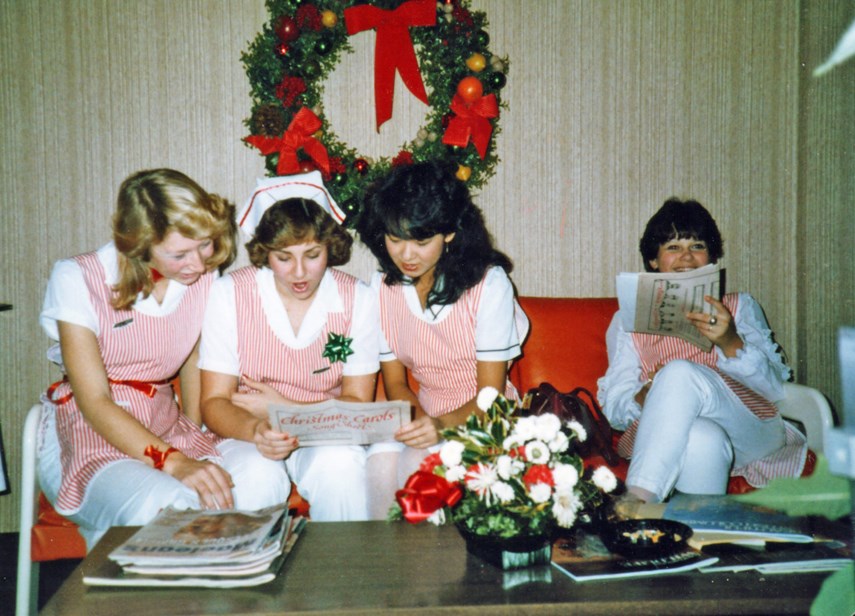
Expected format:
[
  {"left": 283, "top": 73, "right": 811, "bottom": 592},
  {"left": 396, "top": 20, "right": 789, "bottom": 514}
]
[{"left": 391, "top": 387, "right": 618, "bottom": 540}]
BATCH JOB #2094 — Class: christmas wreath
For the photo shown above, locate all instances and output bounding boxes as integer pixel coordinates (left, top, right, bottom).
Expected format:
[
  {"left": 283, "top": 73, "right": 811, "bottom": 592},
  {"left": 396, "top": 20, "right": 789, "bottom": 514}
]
[{"left": 242, "top": 0, "right": 508, "bottom": 226}]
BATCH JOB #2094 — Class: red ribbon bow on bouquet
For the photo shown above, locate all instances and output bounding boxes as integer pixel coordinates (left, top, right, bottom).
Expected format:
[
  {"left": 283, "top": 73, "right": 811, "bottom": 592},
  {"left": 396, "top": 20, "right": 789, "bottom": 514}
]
[
  {"left": 244, "top": 107, "right": 330, "bottom": 176},
  {"left": 396, "top": 470, "right": 463, "bottom": 523},
  {"left": 441, "top": 92, "right": 499, "bottom": 159},
  {"left": 344, "top": 0, "right": 436, "bottom": 131}
]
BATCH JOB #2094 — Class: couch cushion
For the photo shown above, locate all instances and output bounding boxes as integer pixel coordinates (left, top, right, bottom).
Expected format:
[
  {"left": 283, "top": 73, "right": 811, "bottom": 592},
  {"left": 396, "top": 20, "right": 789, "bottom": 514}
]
[{"left": 511, "top": 297, "right": 618, "bottom": 395}]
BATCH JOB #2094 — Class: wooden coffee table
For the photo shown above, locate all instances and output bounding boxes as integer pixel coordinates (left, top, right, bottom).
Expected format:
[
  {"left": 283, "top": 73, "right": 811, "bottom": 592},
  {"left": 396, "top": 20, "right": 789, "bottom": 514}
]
[{"left": 41, "top": 521, "right": 831, "bottom": 615}]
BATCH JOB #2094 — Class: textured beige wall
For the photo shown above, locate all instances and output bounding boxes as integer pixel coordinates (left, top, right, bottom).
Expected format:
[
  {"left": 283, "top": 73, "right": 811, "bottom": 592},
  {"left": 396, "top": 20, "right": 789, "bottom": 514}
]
[{"left": 0, "top": 0, "right": 852, "bottom": 532}]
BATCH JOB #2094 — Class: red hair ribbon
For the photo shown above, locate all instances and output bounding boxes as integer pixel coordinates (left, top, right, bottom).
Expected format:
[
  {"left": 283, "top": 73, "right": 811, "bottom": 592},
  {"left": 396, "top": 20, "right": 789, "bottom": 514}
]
[
  {"left": 244, "top": 106, "right": 330, "bottom": 176},
  {"left": 441, "top": 92, "right": 499, "bottom": 159},
  {"left": 395, "top": 470, "right": 463, "bottom": 523},
  {"left": 344, "top": 0, "right": 436, "bottom": 131}
]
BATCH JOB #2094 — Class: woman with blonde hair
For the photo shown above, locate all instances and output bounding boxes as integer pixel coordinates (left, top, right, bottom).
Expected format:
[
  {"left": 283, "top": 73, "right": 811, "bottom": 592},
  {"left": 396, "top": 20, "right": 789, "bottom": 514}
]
[{"left": 39, "top": 168, "right": 290, "bottom": 550}]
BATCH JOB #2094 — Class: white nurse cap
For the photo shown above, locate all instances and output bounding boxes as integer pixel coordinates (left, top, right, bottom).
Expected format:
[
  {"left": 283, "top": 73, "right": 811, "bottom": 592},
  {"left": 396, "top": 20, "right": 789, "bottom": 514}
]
[{"left": 237, "top": 171, "right": 345, "bottom": 238}]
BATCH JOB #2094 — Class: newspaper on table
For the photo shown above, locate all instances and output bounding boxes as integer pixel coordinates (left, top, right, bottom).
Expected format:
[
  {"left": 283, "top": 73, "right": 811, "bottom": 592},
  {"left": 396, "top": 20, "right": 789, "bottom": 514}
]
[
  {"left": 616, "top": 263, "right": 722, "bottom": 351},
  {"left": 84, "top": 503, "right": 305, "bottom": 587},
  {"left": 268, "top": 399, "right": 410, "bottom": 446}
]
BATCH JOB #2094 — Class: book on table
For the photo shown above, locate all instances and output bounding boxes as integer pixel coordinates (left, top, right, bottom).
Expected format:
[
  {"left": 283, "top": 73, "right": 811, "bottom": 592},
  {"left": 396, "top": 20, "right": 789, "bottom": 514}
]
[
  {"left": 616, "top": 263, "right": 722, "bottom": 351},
  {"left": 268, "top": 399, "right": 410, "bottom": 446},
  {"left": 551, "top": 530, "right": 719, "bottom": 582},
  {"left": 83, "top": 502, "right": 305, "bottom": 588},
  {"left": 635, "top": 493, "right": 817, "bottom": 547},
  {"left": 698, "top": 540, "right": 851, "bottom": 574}
]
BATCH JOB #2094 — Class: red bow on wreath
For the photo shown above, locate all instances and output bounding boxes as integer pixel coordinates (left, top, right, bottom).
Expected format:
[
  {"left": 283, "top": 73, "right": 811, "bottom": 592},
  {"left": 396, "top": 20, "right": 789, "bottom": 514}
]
[
  {"left": 395, "top": 470, "right": 463, "bottom": 523},
  {"left": 244, "top": 106, "right": 330, "bottom": 176},
  {"left": 344, "top": 0, "right": 436, "bottom": 131},
  {"left": 441, "top": 92, "right": 499, "bottom": 159}
]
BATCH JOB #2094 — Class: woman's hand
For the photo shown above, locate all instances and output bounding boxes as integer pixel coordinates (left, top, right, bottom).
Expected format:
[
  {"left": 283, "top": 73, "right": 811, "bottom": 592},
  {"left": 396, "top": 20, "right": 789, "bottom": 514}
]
[
  {"left": 634, "top": 363, "right": 663, "bottom": 406},
  {"left": 162, "top": 453, "right": 235, "bottom": 510},
  {"left": 686, "top": 295, "right": 744, "bottom": 358},
  {"left": 231, "top": 376, "right": 291, "bottom": 419},
  {"left": 251, "top": 419, "right": 299, "bottom": 460},
  {"left": 395, "top": 415, "right": 442, "bottom": 449}
]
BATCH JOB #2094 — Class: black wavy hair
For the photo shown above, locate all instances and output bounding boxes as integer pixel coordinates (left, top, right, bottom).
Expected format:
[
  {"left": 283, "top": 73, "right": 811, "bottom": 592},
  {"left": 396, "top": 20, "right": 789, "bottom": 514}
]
[
  {"left": 356, "top": 161, "right": 512, "bottom": 306},
  {"left": 639, "top": 198, "right": 724, "bottom": 271}
]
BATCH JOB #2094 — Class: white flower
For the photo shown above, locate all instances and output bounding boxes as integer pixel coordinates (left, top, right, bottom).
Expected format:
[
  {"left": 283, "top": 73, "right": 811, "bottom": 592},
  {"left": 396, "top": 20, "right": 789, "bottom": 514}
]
[
  {"left": 465, "top": 462, "right": 500, "bottom": 505},
  {"left": 427, "top": 508, "right": 446, "bottom": 526},
  {"left": 445, "top": 464, "right": 467, "bottom": 483},
  {"left": 476, "top": 386, "right": 500, "bottom": 411},
  {"left": 547, "top": 430, "right": 570, "bottom": 454},
  {"left": 551, "top": 463, "right": 579, "bottom": 491},
  {"left": 567, "top": 419, "right": 587, "bottom": 442},
  {"left": 512, "top": 415, "right": 538, "bottom": 443},
  {"left": 552, "top": 490, "right": 582, "bottom": 528},
  {"left": 534, "top": 413, "right": 562, "bottom": 441},
  {"left": 524, "top": 440, "right": 551, "bottom": 464},
  {"left": 496, "top": 454, "right": 524, "bottom": 480},
  {"left": 439, "top": 440, "right": 465, "bottom": 467},
  {"left": 528, "top": 482, "right": 553, "bottom": 503},
  {"left": 591, "top": 466, "right": 618, "bottom": 493},
  {"left": 492, "top": 481, "right": 516, "bottom": 503}
]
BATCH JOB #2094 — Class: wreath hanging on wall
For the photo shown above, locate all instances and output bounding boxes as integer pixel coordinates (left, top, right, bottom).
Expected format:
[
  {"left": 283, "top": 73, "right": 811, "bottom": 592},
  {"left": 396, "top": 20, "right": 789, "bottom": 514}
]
[{"left": 242, "top": 0, "right": 508, "bottom": 227}]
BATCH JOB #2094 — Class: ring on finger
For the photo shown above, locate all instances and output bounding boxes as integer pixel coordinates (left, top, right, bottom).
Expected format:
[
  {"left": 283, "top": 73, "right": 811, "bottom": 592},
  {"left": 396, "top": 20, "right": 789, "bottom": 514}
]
[{"left": 708, "top": 315, "right": 718, "bottom": 326}]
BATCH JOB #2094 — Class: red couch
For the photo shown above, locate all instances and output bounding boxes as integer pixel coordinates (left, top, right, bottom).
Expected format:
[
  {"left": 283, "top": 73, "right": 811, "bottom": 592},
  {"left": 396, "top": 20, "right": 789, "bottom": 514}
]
[{"left": 30, "top": 295, "right": 811, "bottom": 561}]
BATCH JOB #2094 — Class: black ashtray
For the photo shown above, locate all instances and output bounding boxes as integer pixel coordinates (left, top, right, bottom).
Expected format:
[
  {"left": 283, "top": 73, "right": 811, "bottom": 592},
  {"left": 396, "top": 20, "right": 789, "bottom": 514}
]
[{"left": 600, "top": 519, "right": 692, "bottom": 559}]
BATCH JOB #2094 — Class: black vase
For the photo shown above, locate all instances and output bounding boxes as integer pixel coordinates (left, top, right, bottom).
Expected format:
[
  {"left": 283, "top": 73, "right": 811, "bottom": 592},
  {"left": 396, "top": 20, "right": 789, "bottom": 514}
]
[{"left": 456, "top": 525, "right": 552, "bottom": 570}]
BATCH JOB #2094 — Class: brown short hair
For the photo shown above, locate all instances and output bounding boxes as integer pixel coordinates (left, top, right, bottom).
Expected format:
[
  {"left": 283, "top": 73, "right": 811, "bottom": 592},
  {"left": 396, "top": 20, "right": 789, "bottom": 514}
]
[{"left": 246, "top": 198, "right": 352, "bottom": 268}]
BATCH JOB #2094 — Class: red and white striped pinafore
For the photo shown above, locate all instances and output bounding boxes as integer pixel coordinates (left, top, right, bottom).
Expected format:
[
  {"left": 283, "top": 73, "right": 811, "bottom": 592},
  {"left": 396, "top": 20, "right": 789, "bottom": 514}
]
[
  {"left": 617, "top": 293, "right": 805, "bottom": 485},
  {"left": 49, "top": 252, "right": 220, "bottom": 514},
  {"left": 379, "top": 274, "right": 517, "bottom": 417},
  {"left": 231, "top": 267, "right": 355, "bottom": 401}
]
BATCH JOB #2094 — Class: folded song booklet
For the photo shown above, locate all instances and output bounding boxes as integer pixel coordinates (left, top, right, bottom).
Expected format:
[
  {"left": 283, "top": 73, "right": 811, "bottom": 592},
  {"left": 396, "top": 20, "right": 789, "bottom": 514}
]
[
  {"left": 268, "top": 399, "right": 410, "bottom": 446},
  {"left": 616, "top": 263, "right": 722, "bottom": 351}
]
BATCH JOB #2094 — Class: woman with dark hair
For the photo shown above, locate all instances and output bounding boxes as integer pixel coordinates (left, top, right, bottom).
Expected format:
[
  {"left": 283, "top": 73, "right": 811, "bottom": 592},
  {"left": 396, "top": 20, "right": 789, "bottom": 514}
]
[
  {"left": 200, "top": 173, "right": 381, "bottom": 521},
  {"left": 598, "top": 198, "right": 806, "bottom": 504},
  {"left": 357, "top": 162, "right": 528, "bottom": 511},
  {"left": 39, "top": 169, "right": 289, "bottom": 550}
]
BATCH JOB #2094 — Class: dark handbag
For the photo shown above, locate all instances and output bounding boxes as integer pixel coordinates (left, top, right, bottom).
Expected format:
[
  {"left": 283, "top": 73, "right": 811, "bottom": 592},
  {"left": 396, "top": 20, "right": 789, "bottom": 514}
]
[{"left": 521, "top": 382, "right": 620, "bottom": 467}]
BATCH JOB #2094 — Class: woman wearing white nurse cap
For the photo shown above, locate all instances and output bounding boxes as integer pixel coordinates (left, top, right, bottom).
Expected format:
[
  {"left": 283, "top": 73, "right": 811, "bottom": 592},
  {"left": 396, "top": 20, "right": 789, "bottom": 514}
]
[{"left": 237, "top": 170, "right": 346, "bottom": 237}]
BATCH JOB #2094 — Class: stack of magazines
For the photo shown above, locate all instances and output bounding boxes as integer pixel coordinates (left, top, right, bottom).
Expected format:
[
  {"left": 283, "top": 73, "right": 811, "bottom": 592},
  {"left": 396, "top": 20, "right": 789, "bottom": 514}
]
[{"left": 84, "top": 502, "right": 305, "bottom": 588}]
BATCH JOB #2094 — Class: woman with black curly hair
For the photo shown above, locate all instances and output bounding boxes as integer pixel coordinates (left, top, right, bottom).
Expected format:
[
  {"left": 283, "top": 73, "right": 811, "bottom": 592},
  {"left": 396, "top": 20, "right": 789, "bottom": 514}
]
[{"left": 357, "top": 162, "right": 528, "bottom": 508}]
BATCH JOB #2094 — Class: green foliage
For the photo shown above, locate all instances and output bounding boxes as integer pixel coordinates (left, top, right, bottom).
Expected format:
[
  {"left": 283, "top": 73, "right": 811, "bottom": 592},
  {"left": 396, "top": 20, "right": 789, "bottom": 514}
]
[{"left": 733, "top": 455, "right": 851, "bottom": 520}]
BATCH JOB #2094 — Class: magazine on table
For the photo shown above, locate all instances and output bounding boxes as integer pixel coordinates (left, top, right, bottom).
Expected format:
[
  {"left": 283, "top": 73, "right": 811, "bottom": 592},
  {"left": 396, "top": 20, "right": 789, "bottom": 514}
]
[
  {"left": 698, "top": 540, "right": 851, "bottom": 574},
  {"left": 551, "top": 530, "right": 718, "bottom": 582},
  {"left": 85, "top": 506, "right": 306, "bottom": 588},
  {"left": 635, "top": 494, "right": 816, "bottom": 547},
  {"left": 616, "top": 263, "right": 722, "bottom": 351},
  {"left": 268, "top": 399, "right": 410, "bottom": 446}
]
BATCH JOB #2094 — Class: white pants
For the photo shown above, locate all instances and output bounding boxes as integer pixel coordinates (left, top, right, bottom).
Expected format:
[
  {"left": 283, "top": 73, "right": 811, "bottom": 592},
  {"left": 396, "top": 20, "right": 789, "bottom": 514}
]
[
  {"left": 627, "top": 360, "right": 785, "bottom": 502},
  {"left": 285, "top": 445, "right": 371, "bottom": 521},
  {"left": 38, "top": 412, "right": 291, "bottom": 551}
]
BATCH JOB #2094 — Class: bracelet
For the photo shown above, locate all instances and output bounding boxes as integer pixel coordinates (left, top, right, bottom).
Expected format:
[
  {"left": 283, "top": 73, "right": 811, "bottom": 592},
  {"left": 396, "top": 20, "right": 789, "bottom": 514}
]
[{"left": 144, "top": 444, "right": 179, "bottom": 470}]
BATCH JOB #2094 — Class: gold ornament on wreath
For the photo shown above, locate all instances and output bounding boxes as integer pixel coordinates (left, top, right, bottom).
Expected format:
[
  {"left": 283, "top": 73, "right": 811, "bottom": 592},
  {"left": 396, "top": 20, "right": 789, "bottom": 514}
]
[{"left": 242, "top": 0, "right": 509, "bottom": 227}]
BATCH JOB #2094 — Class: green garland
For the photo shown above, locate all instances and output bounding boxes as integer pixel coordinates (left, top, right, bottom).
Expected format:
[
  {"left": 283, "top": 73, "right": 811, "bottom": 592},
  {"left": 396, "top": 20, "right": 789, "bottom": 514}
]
[{"left": 242, "top": 0, "right": 508, "bottom": 227}]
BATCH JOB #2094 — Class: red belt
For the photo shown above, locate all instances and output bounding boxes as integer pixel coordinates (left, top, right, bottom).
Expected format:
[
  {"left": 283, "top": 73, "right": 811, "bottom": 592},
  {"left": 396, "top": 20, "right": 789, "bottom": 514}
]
[{"left": 46, "top": 376, "right": 172, "bottom": 405}]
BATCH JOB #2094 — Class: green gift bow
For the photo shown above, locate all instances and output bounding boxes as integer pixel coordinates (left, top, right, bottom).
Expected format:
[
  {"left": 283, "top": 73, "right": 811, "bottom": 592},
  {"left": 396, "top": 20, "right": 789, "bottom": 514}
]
[{"left": 322, "top": 332, "right": 354, "bottom": 364}]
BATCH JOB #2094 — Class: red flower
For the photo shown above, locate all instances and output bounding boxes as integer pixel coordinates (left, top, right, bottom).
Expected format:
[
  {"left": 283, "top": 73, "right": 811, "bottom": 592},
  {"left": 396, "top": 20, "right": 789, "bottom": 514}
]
[
  {"left": 295, "top": 4, "right": 322, "bottom": 31},
  {"left": 509, "top": 445, "right": 526, "bottom": 459},
  {"left": 452, "top": 5, "right": 473, "bottom": 27},
  {"left": 419, "top": 452, "right": 443, "bottom": 474},
  {"left": 522, "top": 464, "right": 554, "bottom": 488},
  {"left": 391, "top": 150, "right": 414, "bottom": 167},
  {"left": 275, "top": 76, "right": 307, "bottom": 109}
]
